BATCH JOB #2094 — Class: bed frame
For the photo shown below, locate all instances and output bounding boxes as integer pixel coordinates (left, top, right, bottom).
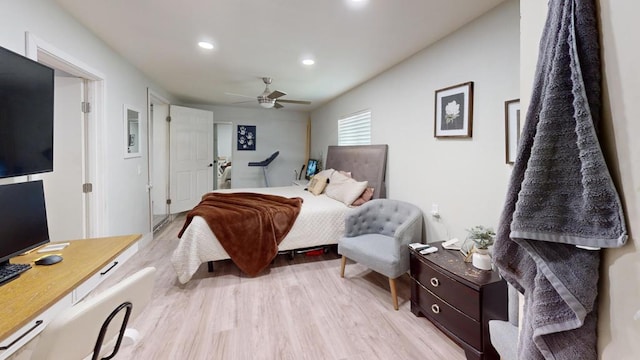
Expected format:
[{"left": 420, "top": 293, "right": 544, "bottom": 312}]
[{"left": 188, "top": 144, "right": 389, "bottom": 277}]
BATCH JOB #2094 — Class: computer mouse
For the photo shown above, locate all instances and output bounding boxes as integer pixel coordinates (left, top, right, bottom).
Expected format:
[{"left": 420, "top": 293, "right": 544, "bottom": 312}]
[{"left": 34, "top": 254, "right": 63, "bottom": 266}]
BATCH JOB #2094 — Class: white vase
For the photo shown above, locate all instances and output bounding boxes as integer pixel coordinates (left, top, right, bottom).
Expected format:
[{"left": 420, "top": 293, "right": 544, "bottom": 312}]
[{"left": 472, "top": 249, "right": 492, "bottom": 270}]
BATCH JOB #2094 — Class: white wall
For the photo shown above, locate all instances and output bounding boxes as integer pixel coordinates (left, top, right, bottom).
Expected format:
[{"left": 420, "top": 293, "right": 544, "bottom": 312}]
[
  {"left": 312, "top": 0, "right": 520, "bottom": 243},
  {"left": 0, "top": 0, "right": 176, "bottom": 238},
  {"left": 188, "top": 105, "right": 308, "bottom": 188}
]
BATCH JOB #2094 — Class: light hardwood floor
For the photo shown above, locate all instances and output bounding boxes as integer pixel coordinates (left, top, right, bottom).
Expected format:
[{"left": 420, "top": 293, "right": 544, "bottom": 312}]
[{"left": 18, "top": 215, "right": 467, "bottom": 359}]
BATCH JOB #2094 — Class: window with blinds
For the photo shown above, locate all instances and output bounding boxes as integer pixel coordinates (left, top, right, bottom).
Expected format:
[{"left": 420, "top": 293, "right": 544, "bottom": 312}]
[{"left": 338, "top": 110, "right": 371, "bottom": 145}]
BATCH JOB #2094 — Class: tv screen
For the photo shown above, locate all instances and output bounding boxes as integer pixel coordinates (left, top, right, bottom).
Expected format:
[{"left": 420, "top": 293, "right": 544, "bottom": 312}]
[
  {"left": 0, "top": 46, "right": 54, "bottom": 179},
  {"left": 0, "top": 180, "right": 50, "bottom": 265}
]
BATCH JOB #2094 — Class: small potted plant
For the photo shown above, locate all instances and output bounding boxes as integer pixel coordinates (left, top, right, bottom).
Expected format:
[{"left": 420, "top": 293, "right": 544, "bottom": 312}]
[{"left": 466, "top": 225, "right": 495, "bottom": 270}]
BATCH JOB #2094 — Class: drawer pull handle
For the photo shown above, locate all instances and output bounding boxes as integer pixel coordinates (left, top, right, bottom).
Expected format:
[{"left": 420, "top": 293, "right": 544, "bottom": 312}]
[
  {"left": 430, "top": 277, "right": 440, "bottom": 287},
  {"left": 0, "top": 320, "right": 43, "bottom": 350},
  {"left": 100, "top": 261, "right": 118, "bottom": 276},
  {"left": 431, "top": 304, "right": 441, "bottom": 314}
]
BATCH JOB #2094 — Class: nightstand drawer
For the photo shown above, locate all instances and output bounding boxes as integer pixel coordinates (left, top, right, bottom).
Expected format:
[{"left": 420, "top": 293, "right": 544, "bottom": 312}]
[
  {"left": 412, "top": 280, "right": 481, "bottom": 350},
  {"left": 411, "top": 255, "right": 480, "bottom": 320}
]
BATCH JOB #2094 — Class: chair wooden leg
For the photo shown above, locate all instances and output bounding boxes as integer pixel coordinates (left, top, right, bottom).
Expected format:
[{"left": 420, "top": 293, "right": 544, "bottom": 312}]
[
  {"left": 340, "top": 256, "right": 347, "bottom": 278},
  {"left": 389, "top": 277, "right": 398, "bottom": 310}
]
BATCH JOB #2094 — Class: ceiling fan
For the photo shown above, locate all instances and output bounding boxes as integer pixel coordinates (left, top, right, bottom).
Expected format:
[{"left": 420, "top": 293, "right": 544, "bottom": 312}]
[{"left": 225, "top": 77, "right": 311, "bottom": 109}]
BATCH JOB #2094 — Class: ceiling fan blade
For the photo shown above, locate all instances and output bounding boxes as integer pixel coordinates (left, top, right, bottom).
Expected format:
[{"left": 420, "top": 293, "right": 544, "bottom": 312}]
[
  {"left": 277, "top": 99, "right": 311, "bottom": 105},
  {"left": 224, "top": 92, "right": 255, "bottom": 99},
  {"left": 274, "top": 102, "right": 284, "bottom": 109},
  {"left": 231, "top": 100, "right": 254, "bottom": 105},
  {"left": 268, "top": 90, "right": 286, "bottom": 99}
]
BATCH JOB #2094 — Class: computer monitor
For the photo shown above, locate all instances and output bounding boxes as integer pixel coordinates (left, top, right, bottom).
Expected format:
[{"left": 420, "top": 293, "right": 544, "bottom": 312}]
[
  {"left": 305, "top": 159, "right": 318, "bottom": 180},
  {"left": 0, "top": 180, "right": 50, "bottom": 266}
]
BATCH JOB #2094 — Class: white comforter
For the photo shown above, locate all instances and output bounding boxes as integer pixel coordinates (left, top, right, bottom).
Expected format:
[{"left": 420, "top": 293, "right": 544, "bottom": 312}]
[{"left": 171, "top": 186, "right": 349, "bottom": 283}]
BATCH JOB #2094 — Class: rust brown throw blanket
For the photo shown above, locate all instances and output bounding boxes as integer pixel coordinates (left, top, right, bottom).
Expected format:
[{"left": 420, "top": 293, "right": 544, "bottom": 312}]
[{"left": 178, "top": 192, "right": 303, "bottom": 276}]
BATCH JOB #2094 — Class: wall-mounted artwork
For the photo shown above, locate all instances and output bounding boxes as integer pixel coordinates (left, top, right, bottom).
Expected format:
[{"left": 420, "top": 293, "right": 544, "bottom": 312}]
[
  {"left": 505, "top": 99, "right": 521, "bottom": 164},
  {"left": 124, "top": 104, "right": 141, "bottom": 158},
  {"left": 237, "top": 125, "right": 256, "bottom": 151},
  {"left": 434, "top": 81, "right": 474, "bottom": 138}
]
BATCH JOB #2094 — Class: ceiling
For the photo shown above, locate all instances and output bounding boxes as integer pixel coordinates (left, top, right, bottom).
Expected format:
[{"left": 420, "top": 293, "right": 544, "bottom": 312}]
[{"left": 55, "top": 0, "right": 505, "bottom": 111}]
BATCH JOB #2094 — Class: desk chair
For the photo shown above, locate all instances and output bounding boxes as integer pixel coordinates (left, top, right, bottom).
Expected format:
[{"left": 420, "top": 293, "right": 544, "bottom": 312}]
[
  {"left": 31, "top": 267, "right": 156, "bottom": 360},
  {"left": 338, "top": 199, "right": 422, "bottom": 310},
  {"left": 248, "top": 151, "right": 279, "bottom": 187}
]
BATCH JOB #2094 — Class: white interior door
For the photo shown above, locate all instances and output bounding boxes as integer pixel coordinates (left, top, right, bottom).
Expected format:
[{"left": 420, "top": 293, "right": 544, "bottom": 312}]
[
  {"left": 169, "top": 105, "right": 214, "bottom": 214},
  {"left": 32, "top": 76, "right": 85, "bottom": 241}
]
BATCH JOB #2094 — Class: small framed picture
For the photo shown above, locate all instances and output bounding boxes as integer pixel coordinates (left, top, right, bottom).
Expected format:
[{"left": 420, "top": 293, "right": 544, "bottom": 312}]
[
  {"left": 434, "top": 81, "right": 473, "bottom": 138},
  {"left": 237, "top": 125, "right": 256, "bottom": 151},
  {"left": 504, "top": 99, "right": 521, "bottom": 164}
]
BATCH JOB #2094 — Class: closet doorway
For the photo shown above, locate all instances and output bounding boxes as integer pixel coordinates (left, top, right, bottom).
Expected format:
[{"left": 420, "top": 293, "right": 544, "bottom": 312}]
[{"left": 214, "top": 123, "right": 233, "bottom": 190}]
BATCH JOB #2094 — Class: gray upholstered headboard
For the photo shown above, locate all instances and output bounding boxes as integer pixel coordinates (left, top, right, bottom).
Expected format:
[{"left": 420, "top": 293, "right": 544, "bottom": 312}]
[{"left": 324, "top": 144, "right": 388, "bottom": 199}]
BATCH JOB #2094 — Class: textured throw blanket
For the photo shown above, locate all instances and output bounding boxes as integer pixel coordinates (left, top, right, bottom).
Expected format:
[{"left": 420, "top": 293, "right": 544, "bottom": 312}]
[
  {"left": 178, "top": 192, "right": 303, "bottom": 276},
  {"left": 493, "top": 1, "right": 627, "bottom": 359}
]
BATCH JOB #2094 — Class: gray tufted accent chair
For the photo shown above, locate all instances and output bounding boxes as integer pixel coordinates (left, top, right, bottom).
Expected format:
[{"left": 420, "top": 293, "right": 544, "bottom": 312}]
[
  {"left": 488, "top": 283, "right": 520, "bottom": 360},
  {"left": 338, "top": 199, "right": 423, "bottom": 310}
]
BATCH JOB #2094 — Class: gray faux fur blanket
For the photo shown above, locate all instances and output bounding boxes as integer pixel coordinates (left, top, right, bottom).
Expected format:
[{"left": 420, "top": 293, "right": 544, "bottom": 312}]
[{"left": 493, "top": 0, "right": 627, "bottom": 359}]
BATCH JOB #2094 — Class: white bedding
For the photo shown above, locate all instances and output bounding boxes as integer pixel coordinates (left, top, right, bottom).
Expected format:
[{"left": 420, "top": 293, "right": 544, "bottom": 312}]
[{"left": 171, "top": 186, "right": 349, "bottom": 283}]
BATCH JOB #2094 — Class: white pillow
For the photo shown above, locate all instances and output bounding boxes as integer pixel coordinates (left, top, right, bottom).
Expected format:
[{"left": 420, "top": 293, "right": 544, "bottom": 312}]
[
  {"left": 325, "top": 178, "right": 369, "bottom": 205},
  {"left": 329, "top": 170, "right": 351, "bottom": 184},
  {"left": 314, "top": 168, "right": 334, "bottom": 179}
]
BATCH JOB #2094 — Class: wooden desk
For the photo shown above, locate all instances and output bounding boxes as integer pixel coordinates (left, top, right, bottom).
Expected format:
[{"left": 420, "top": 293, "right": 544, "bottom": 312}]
[{"left": 0, "top": 234, "right": 140, "bottom": 348}]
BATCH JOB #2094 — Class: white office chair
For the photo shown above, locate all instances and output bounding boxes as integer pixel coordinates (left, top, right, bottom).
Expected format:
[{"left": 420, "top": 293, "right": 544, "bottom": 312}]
[{"left": 31, "top": 267, "right": 156, "bottom": 360}]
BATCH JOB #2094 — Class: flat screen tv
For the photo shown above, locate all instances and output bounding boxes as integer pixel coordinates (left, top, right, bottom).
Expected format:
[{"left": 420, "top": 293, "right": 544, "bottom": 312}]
[
  {"left": 0, "top": 45, "right": 54, "bottom": 179},
  {"left": 0, "top": 180, "right": 50, "bottom": 266}
]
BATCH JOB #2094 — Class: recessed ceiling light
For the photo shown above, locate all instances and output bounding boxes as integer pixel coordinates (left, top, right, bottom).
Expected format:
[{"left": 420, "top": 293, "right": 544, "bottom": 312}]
[
  {"left": 302, "top": 59, "right": 315, "bottom": 66},
  {"left": 347, "top": 0, "right": 368, "bottom": 7},
  {"left": 198, "top": 41, "right": 214, "bottom": 50}
]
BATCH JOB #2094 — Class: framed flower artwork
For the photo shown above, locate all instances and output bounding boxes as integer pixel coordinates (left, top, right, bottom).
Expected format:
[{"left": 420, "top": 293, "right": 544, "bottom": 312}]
[
  {"left": 434, "top": 81, "right": 474, "bottom": 138},
  {"left": 504, "top": 99, "right": 521, "bottom": 164}
]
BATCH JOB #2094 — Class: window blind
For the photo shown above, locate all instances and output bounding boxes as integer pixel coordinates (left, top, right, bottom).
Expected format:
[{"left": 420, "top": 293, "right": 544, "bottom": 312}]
[{"left": 338, "top": 110, "right": 371, "bottom": 145}]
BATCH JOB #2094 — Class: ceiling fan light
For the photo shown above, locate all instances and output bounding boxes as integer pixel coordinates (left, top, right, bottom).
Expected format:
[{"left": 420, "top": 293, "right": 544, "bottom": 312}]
[
  {"left": 302, "top": 59, "right": 315, "bottom": 66},
  {"left": 258, "top": 97, "right": 275, "bottom": 108}
]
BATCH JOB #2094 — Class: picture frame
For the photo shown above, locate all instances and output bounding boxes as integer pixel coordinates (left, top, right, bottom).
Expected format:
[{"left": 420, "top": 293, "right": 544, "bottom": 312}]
[
  {"left": 237, "top": 125, "right": 256, "bottom": 151},
  {"left": 434, "top": 81, "right": 473, "bottom": 138},
  {"left": 504, "top": 99, "right": 521, "bottom": 164},
  {"left": 123, "top": 104, "right": 141, "bottom": 158}
]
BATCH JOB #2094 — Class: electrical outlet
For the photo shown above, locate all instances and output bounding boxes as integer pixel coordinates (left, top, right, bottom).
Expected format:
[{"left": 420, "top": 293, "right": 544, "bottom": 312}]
[{"left": 431, "top": 203, "right": 440, "bottom": 219}]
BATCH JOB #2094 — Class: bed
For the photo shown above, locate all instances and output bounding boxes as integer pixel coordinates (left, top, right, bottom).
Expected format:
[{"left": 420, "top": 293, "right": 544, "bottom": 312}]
[{"left": 171, "top": 144, "right": 388, "bottom": 283}]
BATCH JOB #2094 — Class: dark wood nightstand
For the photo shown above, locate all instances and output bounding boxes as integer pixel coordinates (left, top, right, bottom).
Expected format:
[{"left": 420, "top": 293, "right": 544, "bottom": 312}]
[{"left": 409, "top": 242, "right": 507, "bottom": 360}]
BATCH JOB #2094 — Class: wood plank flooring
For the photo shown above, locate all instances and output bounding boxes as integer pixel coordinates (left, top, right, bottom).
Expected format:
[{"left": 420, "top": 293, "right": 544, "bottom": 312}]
[{"left": 15, "top": 215, "right": 467, "bottom": 360}]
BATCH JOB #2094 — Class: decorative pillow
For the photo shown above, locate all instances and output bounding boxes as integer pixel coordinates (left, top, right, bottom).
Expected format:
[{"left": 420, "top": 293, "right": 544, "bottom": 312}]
[
  {"left": 314, "top": 169, "right": 334, "bottom": 180},
  {"left": 307, "top": 175, "right": 328, "bottom": 195},
  {"left": 351, "top": 187, "right": 375, "bottom": 206},
  {"left": 338, "top": 170, "right": 352, "bottom": 178},
  {"left": 329, "top": 170, "right": 352, "bottom": 184},
  {"left": 325, "top": 179, "right": 369, "bottom": 205}
]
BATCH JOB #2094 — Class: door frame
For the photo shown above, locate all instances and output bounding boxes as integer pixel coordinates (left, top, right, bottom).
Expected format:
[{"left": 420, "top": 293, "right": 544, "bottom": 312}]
[
  {"left": 26, "top": 32, "right": 107, "bottom": 237},
  {"left": 147, "top": 89, "right": 171, "bottom": 231}
]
